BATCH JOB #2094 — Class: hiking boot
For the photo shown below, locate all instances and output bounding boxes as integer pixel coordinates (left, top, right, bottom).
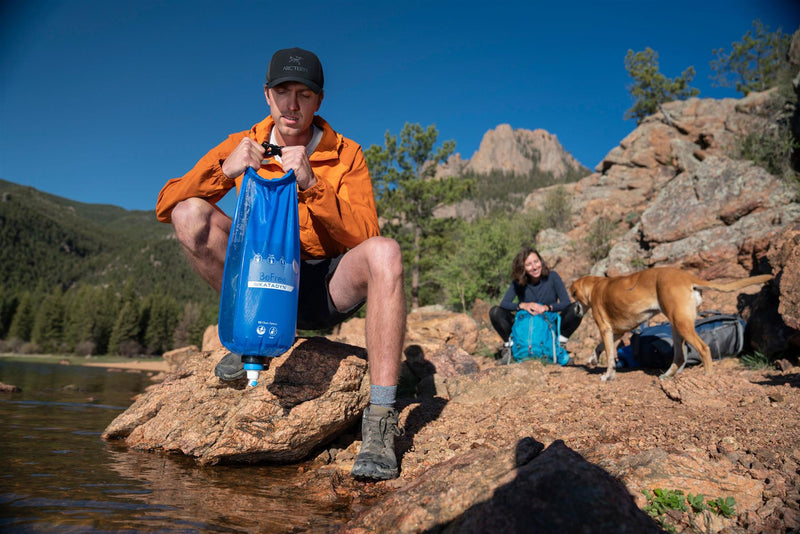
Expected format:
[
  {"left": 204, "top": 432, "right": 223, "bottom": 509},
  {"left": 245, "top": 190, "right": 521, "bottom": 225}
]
[
  {"left": 214, "top": 352, "right": 245, "bottom": 381},
  {"left": 351, "top": 405, "right": 401, "bottom": 480},
  {"left": 499, "top": 346, "right": 513, "bottom": 365}
]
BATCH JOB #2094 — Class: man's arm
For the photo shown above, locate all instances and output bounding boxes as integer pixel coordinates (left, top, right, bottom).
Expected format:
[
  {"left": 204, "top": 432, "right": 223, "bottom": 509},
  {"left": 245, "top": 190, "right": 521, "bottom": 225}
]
[{"left": 155, "top": 132, "right": 248, "bottom": 223}]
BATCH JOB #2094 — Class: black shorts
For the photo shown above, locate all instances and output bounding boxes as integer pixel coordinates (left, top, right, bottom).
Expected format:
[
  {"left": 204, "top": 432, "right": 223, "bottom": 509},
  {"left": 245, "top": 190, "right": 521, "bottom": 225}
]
[{"left": 297, "top": 254, "right": 365, "bottom": 330}]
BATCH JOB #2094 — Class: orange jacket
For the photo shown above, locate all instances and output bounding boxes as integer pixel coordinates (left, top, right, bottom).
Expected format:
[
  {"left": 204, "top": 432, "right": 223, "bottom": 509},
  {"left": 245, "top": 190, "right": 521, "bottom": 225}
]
[{"left": 156, "top": 116, "right": 380, "bottom": 259}]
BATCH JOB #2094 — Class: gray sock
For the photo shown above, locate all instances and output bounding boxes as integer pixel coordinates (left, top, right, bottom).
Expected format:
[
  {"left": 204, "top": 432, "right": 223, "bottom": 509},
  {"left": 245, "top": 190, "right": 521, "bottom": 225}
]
[{"left": 370, "top": 384, "right": 396, "bottom": 408}]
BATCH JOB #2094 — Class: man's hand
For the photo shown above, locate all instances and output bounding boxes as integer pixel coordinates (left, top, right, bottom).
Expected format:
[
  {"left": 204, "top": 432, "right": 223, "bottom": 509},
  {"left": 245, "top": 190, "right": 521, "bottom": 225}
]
[
  {"left": 222, "top": 138, "right": 265, "bottom": 179},
  {"left": 280, "top": 145, "right": 318, "bottom": 190}
]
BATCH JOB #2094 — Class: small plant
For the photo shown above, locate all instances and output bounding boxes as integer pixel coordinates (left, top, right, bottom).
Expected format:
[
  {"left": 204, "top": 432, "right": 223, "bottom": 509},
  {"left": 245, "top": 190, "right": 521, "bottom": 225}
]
[
  {"left": 644, "top": 488, "right": 687, "bottom": 517},
  {"left": 643, "top": 488, "right": 737, "bottom": 532},
  {"left": 687, "top": 493, "right": 707, "bottom": 513},
  {"left": 740, "top": 351, "right": 771, "bottom": 370},
  {"left": 707, "top": 496, "right": 737, "bottom": 518}
]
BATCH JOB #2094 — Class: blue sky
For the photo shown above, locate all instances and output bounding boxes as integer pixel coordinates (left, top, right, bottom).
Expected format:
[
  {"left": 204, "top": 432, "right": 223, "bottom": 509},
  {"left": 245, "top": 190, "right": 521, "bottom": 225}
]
[{"left": 1, "top": 0, "right": 798, "bottom": 213}]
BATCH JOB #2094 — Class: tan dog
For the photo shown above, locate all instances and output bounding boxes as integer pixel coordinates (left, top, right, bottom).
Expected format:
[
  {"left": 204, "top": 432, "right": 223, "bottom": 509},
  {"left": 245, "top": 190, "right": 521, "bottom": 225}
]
[{"left": 569, "top": 267, "right": 772, "bottom": 381}]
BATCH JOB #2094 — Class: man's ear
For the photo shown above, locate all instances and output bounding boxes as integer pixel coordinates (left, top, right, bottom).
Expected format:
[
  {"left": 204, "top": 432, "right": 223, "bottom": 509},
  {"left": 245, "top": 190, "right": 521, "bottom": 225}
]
[{"left": 316, "top": 89, "right": 324, "bottom": 111}]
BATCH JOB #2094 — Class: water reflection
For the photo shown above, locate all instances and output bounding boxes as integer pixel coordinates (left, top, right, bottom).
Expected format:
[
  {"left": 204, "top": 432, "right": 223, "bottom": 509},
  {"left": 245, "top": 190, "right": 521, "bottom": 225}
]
[{"left": 0, "top": 360, "right": 352, "bottom": 532}]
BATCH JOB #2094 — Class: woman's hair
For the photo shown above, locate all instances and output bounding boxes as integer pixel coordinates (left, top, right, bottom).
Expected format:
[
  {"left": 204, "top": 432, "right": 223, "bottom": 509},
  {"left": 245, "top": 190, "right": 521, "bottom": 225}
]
[{"left": 511, "top": 247, "right": 550, "bottom": 286}]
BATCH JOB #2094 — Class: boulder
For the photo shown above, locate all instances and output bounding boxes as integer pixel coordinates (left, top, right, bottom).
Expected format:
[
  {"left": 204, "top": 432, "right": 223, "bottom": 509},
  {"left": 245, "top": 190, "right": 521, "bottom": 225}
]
[
  {"left": 102, "top": 337, "right": 370, "bottom": 465},
  {"left": 162, "top": 345, "right": 198, "bottom": 371},
  {"left": 405, "top": 307, "right": 479, "bottom": 354},
  {"left": 640, "top": 157, "right": 796, "bottom": 246},
  {"left": 404, "top": 343, "right": 478, "bottom": 380}
]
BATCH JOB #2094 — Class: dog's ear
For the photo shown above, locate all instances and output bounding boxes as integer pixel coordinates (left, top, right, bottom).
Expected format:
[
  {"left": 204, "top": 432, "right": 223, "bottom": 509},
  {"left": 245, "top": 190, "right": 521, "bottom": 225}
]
[{"left": 570, "top": 279, "right": 590, "bottom": 308}]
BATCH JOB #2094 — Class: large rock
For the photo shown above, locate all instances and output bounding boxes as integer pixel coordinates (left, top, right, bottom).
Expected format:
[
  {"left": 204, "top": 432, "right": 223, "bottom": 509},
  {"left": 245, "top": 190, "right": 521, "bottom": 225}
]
[
  {"left": 405, "top": 307, "right": 480, "bottom": 354},
  {"left": 464, "top": 124, "right": 585, "bottom": 179},
  {"left": 554, "top": 91, "right": 799, "bottom": 281},
  {"left": 767, "top": 221, "right": 800, "bottom": 331},
  {"left": 640, "top": 156, "right": 796, "bottom": 245},
  {"left": 602, "top": 447, "right": 764, "bottom": 516},
  {"left": 102, "top": 337, "right": 370, "bottom": 465},
  {"left": 343, "top": 439, "right": 661, "bottom": 533},
  {"left": 747, "top": 221, "right": 800, "bottom": 355}
]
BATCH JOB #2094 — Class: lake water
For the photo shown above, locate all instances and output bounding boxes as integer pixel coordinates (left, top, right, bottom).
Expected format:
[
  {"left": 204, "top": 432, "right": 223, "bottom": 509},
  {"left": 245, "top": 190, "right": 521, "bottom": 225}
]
[{"left": 0, "top": 360, "right": 354, "bottom": 532}]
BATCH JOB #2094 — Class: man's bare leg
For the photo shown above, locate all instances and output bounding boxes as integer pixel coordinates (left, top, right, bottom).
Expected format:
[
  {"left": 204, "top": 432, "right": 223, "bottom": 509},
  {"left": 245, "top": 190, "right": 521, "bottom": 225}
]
[
  {"left": 328, "top": 236, "right": 405, "bottom": 386},
  {"left": 329, "top": 236, "right": 405, "bottom": 480},
  {"left": 170, "top": 198, "right": 231, "bottom": 293}
]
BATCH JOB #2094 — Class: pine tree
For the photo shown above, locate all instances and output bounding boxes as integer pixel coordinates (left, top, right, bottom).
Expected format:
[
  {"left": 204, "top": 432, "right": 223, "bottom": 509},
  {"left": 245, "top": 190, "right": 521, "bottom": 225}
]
[
  {"left": 91, "top": 286, "right": 118, "bottom": 355},
  {"left": 711, "top": 19, "right": 793, "bottom": 96},
  {"left": 107, "top": 280, "right": 141, "bottom": 356},
  {"left": 366, "top": 123, "right": 471, "bottom": 309},
  {"left": 7, "top": 291, "right": 35, "bottom": 342},
  {"left": 143, "top": 292, "right": 180, "bottom": 355},
  {"left": 0, "top": 287, "right": 19, "bottom": 339},
  {"left": 173, "top": 301, "right": 202, "bottom": 349},
  {"left": 31, "top": 286, "right": 65, "bottom": 353},
  {"left": 624, "top": 47, "right": 700, "bottom": 124},
  {"left": 108, "top": 301, "right": 141, "bottom": 356}
]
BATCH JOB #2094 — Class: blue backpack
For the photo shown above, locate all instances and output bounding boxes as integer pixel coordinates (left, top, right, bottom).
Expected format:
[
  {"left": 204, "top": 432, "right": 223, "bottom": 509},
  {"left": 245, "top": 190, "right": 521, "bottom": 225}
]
[{"left": 510, "top": 310, "right": 569, "bottom": 365}]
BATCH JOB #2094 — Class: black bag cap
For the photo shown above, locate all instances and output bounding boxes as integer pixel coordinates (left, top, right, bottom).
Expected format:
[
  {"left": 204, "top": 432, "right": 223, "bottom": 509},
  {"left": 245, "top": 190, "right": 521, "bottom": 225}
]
[{"left": 266, "top": 47, "right": 324, "bottom": 94}]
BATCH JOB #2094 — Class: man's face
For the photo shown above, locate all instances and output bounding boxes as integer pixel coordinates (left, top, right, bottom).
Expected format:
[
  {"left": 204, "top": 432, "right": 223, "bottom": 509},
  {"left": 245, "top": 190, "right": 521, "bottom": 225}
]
[{"left": 265, "top": 82, "right": 323, "bottom": 145}]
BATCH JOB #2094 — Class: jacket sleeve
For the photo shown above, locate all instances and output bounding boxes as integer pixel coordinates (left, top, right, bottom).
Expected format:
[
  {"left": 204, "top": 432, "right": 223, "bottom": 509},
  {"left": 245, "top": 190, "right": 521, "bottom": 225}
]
[
  {"left": 297, "top": 143, "right": 380, "bottom": 248},
  {"left": 155, "top": 132, "right": 247, "bottom": 223},
  {"left": 499, "top": 283, "right": 519, "bottom": 311},
  {"left": 550, "top": 272, "right": 571, "bottom": 313}
]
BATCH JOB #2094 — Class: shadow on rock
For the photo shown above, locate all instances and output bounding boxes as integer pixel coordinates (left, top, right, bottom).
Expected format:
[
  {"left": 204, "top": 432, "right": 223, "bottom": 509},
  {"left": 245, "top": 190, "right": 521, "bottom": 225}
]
[
  {"left": 343, "top": 438, "right": 663, "bottom": 533},
  {"left": 396, "top": 397, "right": 448, "bottom": 462},
  {"left": 268, "top": 337, "right": 367, "bottom": 408},
  {"left": 753, "top": 371, "right": 800, "bottom": 389}
]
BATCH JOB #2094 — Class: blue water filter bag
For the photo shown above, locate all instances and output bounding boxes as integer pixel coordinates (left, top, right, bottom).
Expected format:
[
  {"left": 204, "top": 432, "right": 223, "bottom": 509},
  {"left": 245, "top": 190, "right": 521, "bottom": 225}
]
[{"left": 218, "top": 168, "right": 301, "bottom": 386}]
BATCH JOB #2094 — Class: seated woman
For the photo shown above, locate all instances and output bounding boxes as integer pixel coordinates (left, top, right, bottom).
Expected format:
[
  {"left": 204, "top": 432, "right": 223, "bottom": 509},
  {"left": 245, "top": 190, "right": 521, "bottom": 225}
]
[{"left": 490, "top": 247, "right": 583, "bottom": 358}]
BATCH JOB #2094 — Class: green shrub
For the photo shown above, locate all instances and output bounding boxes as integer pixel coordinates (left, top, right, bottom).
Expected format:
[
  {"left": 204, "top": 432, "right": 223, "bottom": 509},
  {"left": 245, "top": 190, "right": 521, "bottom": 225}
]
[
  {"left": 542, "top": 186, "right": 572, "bottom": 231},
  {"left": 585, "top": 216, "right": 616, "bottom": 261},
  {"left": 737, "top": 123, "right": 799, "bottom": 185},
  {"left": 740, "top": 351, "right": 771, "bottom": 370}
]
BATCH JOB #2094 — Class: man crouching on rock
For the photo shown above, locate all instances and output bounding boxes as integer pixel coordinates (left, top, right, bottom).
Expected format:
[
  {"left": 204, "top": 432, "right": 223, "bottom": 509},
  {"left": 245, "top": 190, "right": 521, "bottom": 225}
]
[{"left": 155, "top": 47, "right": 404, "bottom": 481}]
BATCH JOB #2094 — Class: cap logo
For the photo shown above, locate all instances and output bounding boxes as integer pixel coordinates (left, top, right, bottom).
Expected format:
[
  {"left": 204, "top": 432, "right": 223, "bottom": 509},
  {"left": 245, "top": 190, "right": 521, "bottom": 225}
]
[{"left": 283, "top": 55, "right": 309, "bottom": 74}]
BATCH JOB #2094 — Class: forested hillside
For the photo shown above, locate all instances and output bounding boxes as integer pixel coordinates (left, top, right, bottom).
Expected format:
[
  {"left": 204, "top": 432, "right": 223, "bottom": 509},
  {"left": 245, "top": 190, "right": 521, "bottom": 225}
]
[{"left": 0, "top": 178, "right": 217, "bottom": 356}]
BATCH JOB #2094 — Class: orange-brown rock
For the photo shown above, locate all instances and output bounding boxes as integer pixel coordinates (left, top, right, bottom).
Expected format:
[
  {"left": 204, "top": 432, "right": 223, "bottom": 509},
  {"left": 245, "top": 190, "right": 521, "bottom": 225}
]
[{"left": 103, "top": 338, "right": 370, "bottom": 465}]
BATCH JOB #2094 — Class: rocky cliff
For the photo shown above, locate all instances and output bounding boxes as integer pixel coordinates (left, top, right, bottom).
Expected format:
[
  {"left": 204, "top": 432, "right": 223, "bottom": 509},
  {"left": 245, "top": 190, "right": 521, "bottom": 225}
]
[{"left": 436, "top": 123, "right": 586, "bottom": 180}]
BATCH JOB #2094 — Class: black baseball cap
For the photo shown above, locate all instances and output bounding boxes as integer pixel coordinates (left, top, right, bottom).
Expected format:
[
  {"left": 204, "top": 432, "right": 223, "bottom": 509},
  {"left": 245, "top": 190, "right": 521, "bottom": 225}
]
[{"left": 266, "top": 47, "right": 324, "bottom": 94}]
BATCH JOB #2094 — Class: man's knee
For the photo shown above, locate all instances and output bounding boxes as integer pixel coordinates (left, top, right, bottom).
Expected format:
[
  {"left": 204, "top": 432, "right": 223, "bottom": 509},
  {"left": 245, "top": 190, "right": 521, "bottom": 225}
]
[
  {"left": 171, "top": 198, "right": 214, "bottom": 249},
  {"left": 365, "top": 237, "right": 403, "bottom": 279}
]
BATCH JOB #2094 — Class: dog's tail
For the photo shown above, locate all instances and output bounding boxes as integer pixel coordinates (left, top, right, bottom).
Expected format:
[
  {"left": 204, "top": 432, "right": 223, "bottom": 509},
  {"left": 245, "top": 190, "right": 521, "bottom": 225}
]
[{"left": 693, "top": 274, "right": 773, "bottom": 292}]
